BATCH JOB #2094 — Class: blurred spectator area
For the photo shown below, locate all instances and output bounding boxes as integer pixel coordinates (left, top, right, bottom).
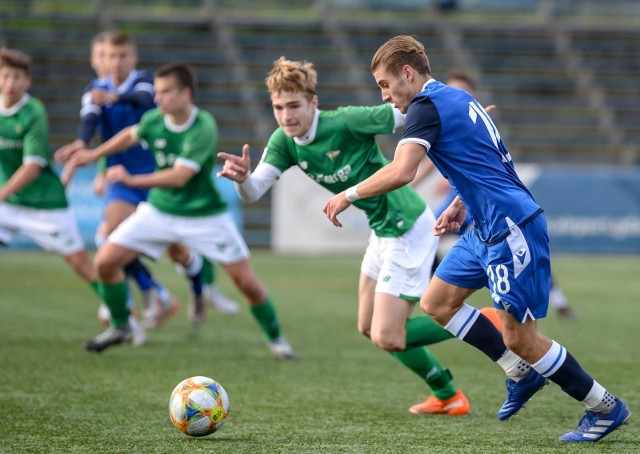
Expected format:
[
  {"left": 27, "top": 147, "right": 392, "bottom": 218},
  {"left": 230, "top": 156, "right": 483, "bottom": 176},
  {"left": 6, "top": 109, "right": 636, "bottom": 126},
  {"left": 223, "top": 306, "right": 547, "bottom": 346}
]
[{"left": 0, "top": 0, "right": 638, "bottom": 246}]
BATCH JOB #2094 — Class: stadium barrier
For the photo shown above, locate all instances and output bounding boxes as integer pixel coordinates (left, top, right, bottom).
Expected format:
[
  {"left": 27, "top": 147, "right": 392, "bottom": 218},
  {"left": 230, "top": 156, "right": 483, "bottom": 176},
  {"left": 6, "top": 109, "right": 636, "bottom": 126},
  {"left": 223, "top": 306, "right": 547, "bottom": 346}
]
[{"left": 273, "top": 165, "right": 640, "bottom": 255}]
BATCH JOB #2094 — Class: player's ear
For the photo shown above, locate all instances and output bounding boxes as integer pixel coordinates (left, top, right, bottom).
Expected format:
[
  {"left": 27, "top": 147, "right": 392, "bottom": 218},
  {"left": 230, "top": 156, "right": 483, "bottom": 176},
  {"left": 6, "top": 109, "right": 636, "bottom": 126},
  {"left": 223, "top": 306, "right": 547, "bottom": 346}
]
[{"left": 310, "top": 95, "right": 319, "bottom": 109}]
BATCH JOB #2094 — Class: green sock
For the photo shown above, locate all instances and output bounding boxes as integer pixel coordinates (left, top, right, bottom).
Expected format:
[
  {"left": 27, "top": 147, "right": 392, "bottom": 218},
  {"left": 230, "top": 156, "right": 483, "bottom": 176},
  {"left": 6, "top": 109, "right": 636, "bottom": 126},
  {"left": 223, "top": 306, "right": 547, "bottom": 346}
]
[
  {"left": 250, "top": 298, "right": 281, "bottom": 341},
  {"left": 99, "top": 281, "right": 130, "bottom": 327},
  {"left": 89, "top": 280, "right": 100, "bottom": 297},
  {"left": 390, "top": 348, "right": 457, "bottom": 400},
  {"left": 405, "top": 315, "right": 454, "bottom": 350},
  {"left": 202, "top": 259, "right": 214, "bottom": 286}
]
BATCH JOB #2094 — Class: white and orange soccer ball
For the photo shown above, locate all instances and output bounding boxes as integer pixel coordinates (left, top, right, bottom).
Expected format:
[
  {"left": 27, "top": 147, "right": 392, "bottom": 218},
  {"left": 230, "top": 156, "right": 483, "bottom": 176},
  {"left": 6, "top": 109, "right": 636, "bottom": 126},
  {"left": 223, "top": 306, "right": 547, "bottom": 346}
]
[{"left": 168, "top": 376, "right": 229, "bottom": 437}]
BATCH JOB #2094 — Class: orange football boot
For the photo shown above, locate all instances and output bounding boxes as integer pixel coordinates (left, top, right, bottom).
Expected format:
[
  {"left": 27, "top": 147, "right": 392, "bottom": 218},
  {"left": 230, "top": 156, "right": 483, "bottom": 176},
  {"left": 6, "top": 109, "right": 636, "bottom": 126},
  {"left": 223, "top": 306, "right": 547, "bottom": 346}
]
[{"left": 409, "top": 389, "right": 470, "bottom": 415}]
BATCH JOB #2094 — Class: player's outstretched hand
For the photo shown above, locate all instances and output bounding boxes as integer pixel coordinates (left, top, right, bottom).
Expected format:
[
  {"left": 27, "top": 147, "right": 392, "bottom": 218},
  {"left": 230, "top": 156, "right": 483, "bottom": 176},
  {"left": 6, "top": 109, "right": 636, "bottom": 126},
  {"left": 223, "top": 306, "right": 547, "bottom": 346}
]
[
  {"left": 217, "top": 144, "right": 251, "bottom": 183},
  {"left": 105, "top": 165, "right": 131, "bottom": 185},
  {"left": 54, "top": 139, "right": 85, "bottom": 164},
  {"left": 322, "top": 192, "right": 352, "bottom": 228}
]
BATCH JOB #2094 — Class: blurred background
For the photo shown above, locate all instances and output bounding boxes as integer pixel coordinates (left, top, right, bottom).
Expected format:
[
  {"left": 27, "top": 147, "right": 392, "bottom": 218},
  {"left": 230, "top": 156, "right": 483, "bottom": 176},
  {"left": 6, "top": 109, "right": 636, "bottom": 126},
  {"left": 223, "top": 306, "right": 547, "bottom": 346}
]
[{"left": 1, "top": 0, "right": 639, "bottom": 254}]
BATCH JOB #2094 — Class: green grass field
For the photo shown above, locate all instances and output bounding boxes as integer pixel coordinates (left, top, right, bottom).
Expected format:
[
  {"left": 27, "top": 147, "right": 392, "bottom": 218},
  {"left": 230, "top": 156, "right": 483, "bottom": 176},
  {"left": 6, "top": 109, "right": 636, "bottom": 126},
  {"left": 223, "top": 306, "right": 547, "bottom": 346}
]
[{"left": 0, "top": 251, "right": 638, "bottom": 453}]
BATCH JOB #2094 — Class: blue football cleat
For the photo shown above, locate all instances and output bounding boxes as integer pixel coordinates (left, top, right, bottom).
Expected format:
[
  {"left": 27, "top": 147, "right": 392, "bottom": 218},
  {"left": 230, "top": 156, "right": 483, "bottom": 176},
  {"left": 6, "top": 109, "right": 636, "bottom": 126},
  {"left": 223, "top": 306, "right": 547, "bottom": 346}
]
[
  {"left": 498, "top": 368, "right": 548, "bottom": 420},
  {"left": 559, "top": 398, "right": 631, "bottom": 442}
]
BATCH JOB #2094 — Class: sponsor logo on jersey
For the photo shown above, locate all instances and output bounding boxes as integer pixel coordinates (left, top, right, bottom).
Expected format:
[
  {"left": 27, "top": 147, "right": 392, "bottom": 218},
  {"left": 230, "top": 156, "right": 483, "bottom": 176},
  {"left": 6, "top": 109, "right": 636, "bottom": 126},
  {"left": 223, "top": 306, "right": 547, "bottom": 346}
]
[
  {"left": 309, "top": 164, "right": 351, "bottom": 184},
  {"left": 0, "top": 137, "right": 23, "bottom": 149},
  {"left": 154, "top": 138, "right": 167, "bottom": 149},
  {"left": 326, "top": 150, "right": 341, "bottom": 161}
]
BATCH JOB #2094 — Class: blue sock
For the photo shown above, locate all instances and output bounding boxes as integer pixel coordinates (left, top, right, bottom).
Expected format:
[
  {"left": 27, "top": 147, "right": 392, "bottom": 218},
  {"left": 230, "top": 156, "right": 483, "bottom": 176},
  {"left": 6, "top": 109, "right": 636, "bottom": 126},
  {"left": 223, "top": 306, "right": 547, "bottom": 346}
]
[
  {"left": 445, "top": 303, "right": 507, "bottom": 361},
  {"left": 123, "top": 258, "right": 154, "bottom": 292},
  {"left": 532, "top": 340, "right": 594, "bottom": 401}
]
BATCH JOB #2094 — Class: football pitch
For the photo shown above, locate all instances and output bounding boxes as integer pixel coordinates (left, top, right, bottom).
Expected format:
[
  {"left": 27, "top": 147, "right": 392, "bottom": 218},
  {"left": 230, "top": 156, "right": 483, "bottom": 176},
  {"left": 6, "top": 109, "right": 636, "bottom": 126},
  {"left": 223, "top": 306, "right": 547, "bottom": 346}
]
[{"left": 0, "top": 250, "right": 638, "bottom": 453}]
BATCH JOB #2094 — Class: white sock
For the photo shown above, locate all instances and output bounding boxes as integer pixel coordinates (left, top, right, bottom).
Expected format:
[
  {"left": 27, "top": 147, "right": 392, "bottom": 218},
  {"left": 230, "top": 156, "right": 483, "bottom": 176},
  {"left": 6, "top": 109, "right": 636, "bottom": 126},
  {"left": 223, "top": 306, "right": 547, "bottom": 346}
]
[
  {"left": 497, "top": 350, "right": 531, "bottom": 381},
  {"left": 550, "top": 287, "right": 568, "bottom": 309},
  {"left": 583, "top": 381, "right": 616, "bottom": 413},
  {"left": 184, "top": 252, "right": 203, "bottom": 278}
]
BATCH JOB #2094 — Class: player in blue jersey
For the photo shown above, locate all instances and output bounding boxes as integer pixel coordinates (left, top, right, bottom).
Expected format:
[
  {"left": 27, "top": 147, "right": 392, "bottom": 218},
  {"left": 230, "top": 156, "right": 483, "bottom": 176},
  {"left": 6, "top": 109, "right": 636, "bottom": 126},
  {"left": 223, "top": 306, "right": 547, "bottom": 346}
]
[
  {"left": 56, "top": 30, "right": 180, "bottom": 333},
  {"left": 413, "top": 69, "right": 577, "bottom": 320},
  {"left": 323, "top": 36, "right": 629, "bottom": 442}
]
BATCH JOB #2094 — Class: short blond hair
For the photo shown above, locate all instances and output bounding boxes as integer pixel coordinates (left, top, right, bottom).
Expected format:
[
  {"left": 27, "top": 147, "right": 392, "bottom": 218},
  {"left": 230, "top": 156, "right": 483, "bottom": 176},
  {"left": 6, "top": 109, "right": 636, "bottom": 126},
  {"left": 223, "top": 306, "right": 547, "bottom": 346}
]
[
  {"left": 371, "top": 35, "right": 430, "bottom": 77},
  {"left": 0, "top": 47, "right": 32, "bottom": 74},
  {"left": 265, "top": 56, "right": 317, "bottom": 99}
]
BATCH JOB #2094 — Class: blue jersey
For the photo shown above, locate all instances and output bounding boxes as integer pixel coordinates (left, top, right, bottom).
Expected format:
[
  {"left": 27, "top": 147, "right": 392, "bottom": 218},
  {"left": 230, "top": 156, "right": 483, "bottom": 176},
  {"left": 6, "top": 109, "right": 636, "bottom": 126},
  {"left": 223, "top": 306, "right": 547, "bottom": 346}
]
[
  {"left": 79, "top": 69, "right": 156, "bottom": 175},
  {"left": 400, "top": 80, "right": 541, "bottom": 245}
]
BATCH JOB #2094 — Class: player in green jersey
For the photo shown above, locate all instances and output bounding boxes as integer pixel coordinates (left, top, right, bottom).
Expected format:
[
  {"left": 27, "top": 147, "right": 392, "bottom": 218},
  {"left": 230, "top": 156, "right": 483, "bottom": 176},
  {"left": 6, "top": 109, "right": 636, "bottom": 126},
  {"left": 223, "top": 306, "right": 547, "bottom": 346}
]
[
  {"left": 0, "top": 47, "right": 148, "bottom": 339},
  {"left": 58, "top": 62, "right": 295, "bottom": 358},
  {"left": 218, "top": 56, "right": 473, "bottom": 415}
]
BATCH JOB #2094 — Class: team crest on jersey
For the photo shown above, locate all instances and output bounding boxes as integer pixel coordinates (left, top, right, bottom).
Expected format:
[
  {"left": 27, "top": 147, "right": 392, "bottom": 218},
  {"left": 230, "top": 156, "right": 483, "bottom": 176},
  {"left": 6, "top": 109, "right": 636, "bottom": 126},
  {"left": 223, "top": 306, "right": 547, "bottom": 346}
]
[
  {"left": 15, "top": 124, "right": 23, "bottom": 134},
  {"left": 300, "top": 161, "right": 308, "bottom": 170},
  {"left": 326, "top": 150, "right": 341, "bottom": 161},
  {"left": 154, "top": 138, "right": 167, "bottom": 149}
]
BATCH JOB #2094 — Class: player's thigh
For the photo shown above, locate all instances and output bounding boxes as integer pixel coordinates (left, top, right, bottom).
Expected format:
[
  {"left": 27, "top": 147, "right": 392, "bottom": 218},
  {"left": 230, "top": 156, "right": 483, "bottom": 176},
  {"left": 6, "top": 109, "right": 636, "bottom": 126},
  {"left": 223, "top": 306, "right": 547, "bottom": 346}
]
[
  {"left": 107, "top": 203, "right": 175, "bottom": 260},
  {"left": 357, "top": 273, "right": 377, "bottom": 336},
  {"left": 95, "top": 241, "right": 140, "bottom": 281},
  {"left": 103, "top": 199, "right": 137, "bottom": 233}
]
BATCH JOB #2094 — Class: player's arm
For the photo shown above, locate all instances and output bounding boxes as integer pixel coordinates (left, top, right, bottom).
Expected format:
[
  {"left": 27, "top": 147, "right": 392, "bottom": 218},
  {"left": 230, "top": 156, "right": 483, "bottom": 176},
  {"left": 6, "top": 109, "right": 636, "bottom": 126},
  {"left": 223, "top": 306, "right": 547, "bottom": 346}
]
[
  {"left": 322, "top": 142, "right": 424, "bottom": 227},
  {"left": 0, "top": 162, "right": 41, "bottom": 203},
  {"left": 59, "top": 126, "right": 137, "bottom": 185},
  {"left": 106, "top": 164, "right": 195, "bottom": 189},
  {"left": 410, "top": 157, "right": 436, "bottom": 188},
  {"left": 217, "top": 144, "right": 281, "bottom": 203}
]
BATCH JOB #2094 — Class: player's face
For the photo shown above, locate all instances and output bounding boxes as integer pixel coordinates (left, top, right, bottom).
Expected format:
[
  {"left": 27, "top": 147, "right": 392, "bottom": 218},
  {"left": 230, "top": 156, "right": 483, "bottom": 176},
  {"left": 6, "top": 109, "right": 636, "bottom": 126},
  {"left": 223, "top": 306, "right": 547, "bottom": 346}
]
[
  {"left": 91, "top": 41, "right": 108, "bottom": 79},
  {"left": 107, "top": 43, "right": 137, "bottom": 85},
  {"left": 0, "top": 66, "right": 31, "bottom": 108},
  {"left": 154, "top": 75, "right": 189, "bottom": 115},
  {"left": 270, "top": 91, "right": 317, "bottom": 138},
  {"left": 373, "top": 66, "right": 414, "bottom": 114}
]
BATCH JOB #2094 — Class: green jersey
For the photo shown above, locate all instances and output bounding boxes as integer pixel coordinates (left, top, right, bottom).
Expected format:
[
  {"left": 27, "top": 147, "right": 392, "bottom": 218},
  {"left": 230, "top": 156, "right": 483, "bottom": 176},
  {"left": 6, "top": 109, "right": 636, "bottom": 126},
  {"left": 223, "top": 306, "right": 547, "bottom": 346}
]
[
  {"left": 133, "top": 107, "right": 226, "bottom": 217},
  {"left": 0, "top": 95, "right": 67, "bottom": 209},
  {"left": 264, "top": 104, "right": 426, "bottom": 237}
]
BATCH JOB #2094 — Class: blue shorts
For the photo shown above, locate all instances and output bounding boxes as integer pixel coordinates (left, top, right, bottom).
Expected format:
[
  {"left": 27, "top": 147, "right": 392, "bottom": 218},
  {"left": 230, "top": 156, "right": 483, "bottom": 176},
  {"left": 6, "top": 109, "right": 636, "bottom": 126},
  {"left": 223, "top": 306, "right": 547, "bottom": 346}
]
[
  {"left": 104, "top": 182, "right": 149, "bottom": 207},
  {"left": 435, "top": 213, "right": 551, "bottom": 322}
]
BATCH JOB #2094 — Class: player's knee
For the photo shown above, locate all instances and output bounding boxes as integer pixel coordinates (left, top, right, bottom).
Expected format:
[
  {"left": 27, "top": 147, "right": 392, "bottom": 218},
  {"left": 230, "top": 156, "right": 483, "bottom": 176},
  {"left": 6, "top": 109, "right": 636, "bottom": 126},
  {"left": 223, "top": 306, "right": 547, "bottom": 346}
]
[
  {"left": 370, "top": 328, "right": 405, "bottom": 352},
  {"left": 94, "top": 254, "right": 118, "bottom": 281},
  {"left": 357, "top": 322, "right": 371, "bottom": 339}
]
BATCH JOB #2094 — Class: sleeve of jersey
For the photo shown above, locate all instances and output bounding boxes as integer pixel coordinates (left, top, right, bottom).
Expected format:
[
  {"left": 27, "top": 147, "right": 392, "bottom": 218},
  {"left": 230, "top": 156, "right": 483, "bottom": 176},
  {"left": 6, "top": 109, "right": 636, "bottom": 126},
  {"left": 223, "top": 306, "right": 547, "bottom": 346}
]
[
  {"left": 236, "top": 162, "right": 282, "bottom": 203},
  {"left": 22, "top": 102, "right": 50, "bottom": 168},
  {"left": 398, "top": 97, "right": 441, "bottom": 152},
  {"left": 343, "top": 104, "right": 395, "bottom": 137},
  {"left": 174, "top": 116, "right": 217, "bottom": 173}
]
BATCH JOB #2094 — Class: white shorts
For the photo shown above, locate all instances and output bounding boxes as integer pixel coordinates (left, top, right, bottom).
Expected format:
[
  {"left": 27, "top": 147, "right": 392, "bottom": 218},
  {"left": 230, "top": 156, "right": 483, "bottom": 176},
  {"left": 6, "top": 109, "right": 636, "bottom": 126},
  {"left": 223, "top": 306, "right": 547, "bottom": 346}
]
[
  {"left": 0, "top": 203, "right": 85, "bottom": 255},
  {"left": 360, "top": 208, "right": 438, "bottom": 301},
  {"left": 108, "top": 202, "right": 250, "bottom": 264}
]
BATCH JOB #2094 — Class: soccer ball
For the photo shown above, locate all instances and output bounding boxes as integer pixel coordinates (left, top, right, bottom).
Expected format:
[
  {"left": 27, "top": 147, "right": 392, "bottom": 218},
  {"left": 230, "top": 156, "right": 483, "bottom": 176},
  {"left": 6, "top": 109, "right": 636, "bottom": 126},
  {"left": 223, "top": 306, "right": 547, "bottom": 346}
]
[{"left": 168, "top": 376, "right": 230, "bottom": 437}]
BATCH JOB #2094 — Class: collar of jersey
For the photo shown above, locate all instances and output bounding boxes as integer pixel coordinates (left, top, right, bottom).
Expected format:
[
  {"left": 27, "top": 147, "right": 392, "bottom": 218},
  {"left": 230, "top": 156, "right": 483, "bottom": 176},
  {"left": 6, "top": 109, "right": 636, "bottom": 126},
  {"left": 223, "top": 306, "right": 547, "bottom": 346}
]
[
  {"left": 0, "top": 93, "right": 30, "bottom": 116},
  {"left": 421, "top": 78, "right": 438, "bottom": 92},
  {"left": 293, "top": 108, "right": 320, "bottom": 146},
  {"left": 164, "top": 105, "right": 198, "bottom": 133},
  {"left": 107, "top": 69, "right": 139, "bottom": 94}
]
